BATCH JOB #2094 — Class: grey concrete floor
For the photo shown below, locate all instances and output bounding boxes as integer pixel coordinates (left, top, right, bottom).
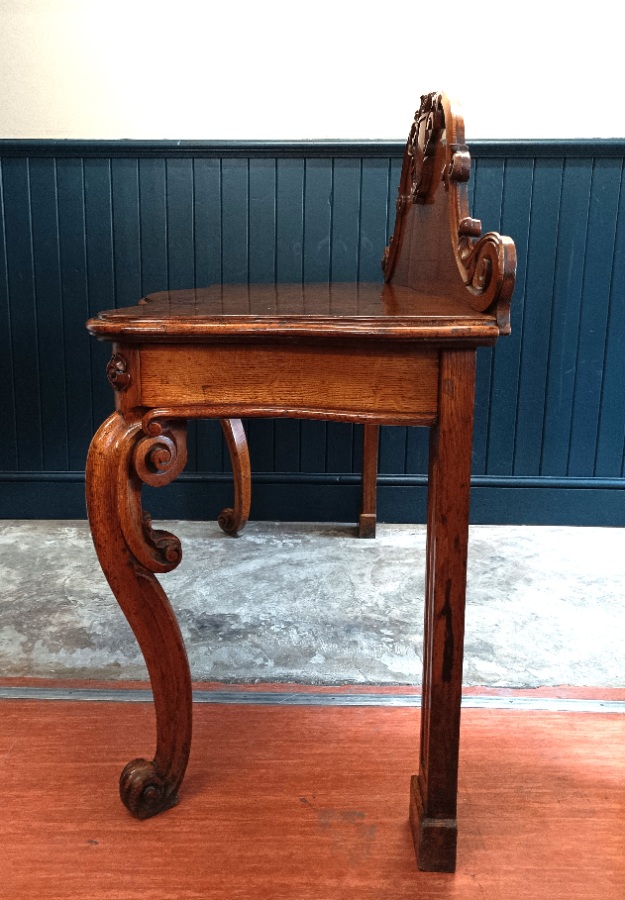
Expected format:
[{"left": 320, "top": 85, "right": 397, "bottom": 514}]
[{"left": 0, "top": 520, "right": 623, "bottom": 687}]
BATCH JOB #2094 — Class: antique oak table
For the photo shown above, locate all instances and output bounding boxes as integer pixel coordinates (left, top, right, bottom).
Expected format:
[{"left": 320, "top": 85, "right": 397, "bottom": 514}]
[{"left": 85, "top": 93, "right": 515, "bottom": 873}]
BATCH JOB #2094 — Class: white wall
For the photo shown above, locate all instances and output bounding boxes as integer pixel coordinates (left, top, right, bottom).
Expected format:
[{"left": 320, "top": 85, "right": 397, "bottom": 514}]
[{"left": 1, "top": 0, "right": 623, "bottom": 140}]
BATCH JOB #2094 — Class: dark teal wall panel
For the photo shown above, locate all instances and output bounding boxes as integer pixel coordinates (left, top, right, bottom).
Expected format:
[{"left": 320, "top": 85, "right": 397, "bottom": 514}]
[
  {"left": 471, "top": 158, "right": 505, "bottom": 476},
  {"left": 193, "top": 158, "right": 222, "bottom": 287},
  {"left": 57, "top": 159, "right": 93, "bottom": 470},
  {"left": 514, "top": 158, "right": 564, "bottom": 476},
  {"left": 138, "top": 158, "right": 167, "bottom": 293},
  {"left": 3, "top": 158, "right": 43, "bottom": 471},
  {"left": 1, "top": 139, "right": 624, "bottom": 524},
  {"left": 540, "top": 157, "right": 593, "bottom": 477},
  {"left": 486, "top": 158, "right": 534, "bottom": 476},
  {"left": 595, "top": 167, "right": 625, "bottom": 477},
  {"left": 83, "top": 159, "right": 116, "bottom": 436},
  {"left": 29, "top": 157, "right": 67, "bottom": 470},
  {"left": 303, "top": 159, "right": 333, "bottom": 282},
  {"left": 567, "top": 159, "right": 623, "bottom": 477},
  {"left": 0, "top": 173, "right": 18, "bottom": 471}
]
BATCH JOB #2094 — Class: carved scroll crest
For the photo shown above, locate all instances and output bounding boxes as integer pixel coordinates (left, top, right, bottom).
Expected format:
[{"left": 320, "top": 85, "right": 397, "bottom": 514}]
[
  {"left": 406, "top": 92, "right": 446, "bottom": 205},
  {"left": 382, "top": 92, "right": 516, "bottom": 333}
]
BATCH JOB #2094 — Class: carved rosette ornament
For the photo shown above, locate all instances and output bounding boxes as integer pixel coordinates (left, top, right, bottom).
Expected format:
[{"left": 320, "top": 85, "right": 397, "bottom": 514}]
[
  {"left": 106, "top": 353, "right": 131, "bottom": 391},
  {"left": 382, "top": 92, "right": 516, "bottom": 332}
]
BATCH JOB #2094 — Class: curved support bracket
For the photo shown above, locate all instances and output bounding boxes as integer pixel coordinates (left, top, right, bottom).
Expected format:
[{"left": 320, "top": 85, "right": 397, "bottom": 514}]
[
  {"left": 218, "top": 418, "right": 251, "bottom": 537},
  {"left": 86, "top": 412, "right": 192, "bottom": 819}
]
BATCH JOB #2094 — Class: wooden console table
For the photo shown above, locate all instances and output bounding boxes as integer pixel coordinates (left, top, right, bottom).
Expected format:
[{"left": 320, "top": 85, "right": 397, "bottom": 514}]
[{"left": 85, "top": 92, "right": 516, "bottom": 873}]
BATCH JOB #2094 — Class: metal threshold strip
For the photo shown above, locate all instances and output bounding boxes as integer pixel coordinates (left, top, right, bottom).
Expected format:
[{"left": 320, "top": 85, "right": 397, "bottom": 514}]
[{"left": 0, "top": 686, "right": 624, "bottom": 713}]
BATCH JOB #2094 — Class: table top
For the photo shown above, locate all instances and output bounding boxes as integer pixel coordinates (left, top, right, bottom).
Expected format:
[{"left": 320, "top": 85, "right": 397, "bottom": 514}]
[{"left": 86, "top": 283, "right": 500, "bottom": 343}]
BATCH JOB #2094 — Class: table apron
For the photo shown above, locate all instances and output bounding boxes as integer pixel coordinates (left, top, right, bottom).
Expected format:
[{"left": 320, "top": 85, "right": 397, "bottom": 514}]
[{"left": 135, "top": 342, "right": 440, "bottom": 424}]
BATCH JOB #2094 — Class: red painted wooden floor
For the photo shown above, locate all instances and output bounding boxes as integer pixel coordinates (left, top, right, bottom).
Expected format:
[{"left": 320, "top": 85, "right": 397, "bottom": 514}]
[{"left": 2, "top": 690, "right": 624, "bottom": 899}]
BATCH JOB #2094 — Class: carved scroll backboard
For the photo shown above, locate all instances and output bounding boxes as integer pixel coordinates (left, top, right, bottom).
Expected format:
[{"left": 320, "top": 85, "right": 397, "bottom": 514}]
[{"left": 383, "top": 92, "right": 516, "bottom": 333}]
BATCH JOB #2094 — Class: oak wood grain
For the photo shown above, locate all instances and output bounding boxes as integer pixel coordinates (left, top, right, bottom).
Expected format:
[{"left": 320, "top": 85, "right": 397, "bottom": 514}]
[
  {"left": 83, "top": 92, "right": 517, "bottom": 872},
  {"left": 138, "top": 343, "right": 440, "bottom": 423},
  {"left": 87, "top": 283, "right": 501, "bottom": 343}
]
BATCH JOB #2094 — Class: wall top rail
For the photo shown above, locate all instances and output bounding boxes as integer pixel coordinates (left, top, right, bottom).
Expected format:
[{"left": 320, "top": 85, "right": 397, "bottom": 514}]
[{"left": 1, "top": 139, "right": 625, "bottom": 160}]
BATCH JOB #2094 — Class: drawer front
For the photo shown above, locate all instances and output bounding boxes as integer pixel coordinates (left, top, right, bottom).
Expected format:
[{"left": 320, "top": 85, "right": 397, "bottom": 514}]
[{"left": 138, "top": 342, "right": 439, "bottom": 424}]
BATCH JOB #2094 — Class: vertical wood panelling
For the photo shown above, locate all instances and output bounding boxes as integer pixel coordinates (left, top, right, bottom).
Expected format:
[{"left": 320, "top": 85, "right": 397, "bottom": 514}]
[
  {"left": 303, "top": 159, "right": 332, "bottom": 282},
  {"left": 330, "top": 158, "right": 361, "bottom": 282},
  {"left": 29, "top": 158, "right": 67, "bottom": 470},
  {"left": 540, "top": 159, "right": 593, "bottom": 476},
  {"left": 192, "top": 158, "right": 224, "bottom": 474},
  {"left": 513, "top": 159, "right": 564, "bottom": 475},
  {"left": 0, "top": 160, "right": 19, "bottom": 470},
  {"left": 379, "top": 426, "right": 408, "bottom": 476},
  {"left": 358, "top": 158, "right": 391, "bottom": 282},
  {"left": 111, "top": 159, "right": 141, "bottom": 308},
  {"left": 138, "top": 158, "right": 167, "bottom": 295},
  {"left": 2, "top": 158, "right": 43, "bottom": 470},
  {"left": 165, "top": 157, "right": 200, "bottom": 471},
  {"left": 326, "top": 159, "right": 362, "bottom": 473},
  {"left": 271, "top": 158, "right": 305, "bottom": 473},
  {"left": 221, "top": 159, "right": 249, "bottom": 283},
  {"left": 56, "top": 159, "right": 92, "bottom": 470},
  {"left": 83, "top": 159, "right": 116, "bottom": 438},
  {"left": 1, "top": 141, "right": 624, "bottom": 525},
  {"left": 471, "top": 158, "right": 505, "bottom": 476},
  {"left": 248, "top": 159, "right": 277, "bottom": 282},
  {"left": 594, "top": 162, "right": 625, "bottom": 476},
  {"left": 405, "top": 427, "right": 429, "bottom": 476},
  {"left": 567, "top": 159, "right": 623, "bottom": 476},
  {"left": 486, "top": 158, "right": 534, "bottom": 476},
  {"left": 166, "top": 158, "right": 195, "bottom": 290},
  {"left": 193, "top": 158, "right": 222, "bottom": 286},
  {"left": 276, "top": 158, "right": 304, "bottom": 282},
  {"left": 299, "top": 160, "right": 334, "bottom": 474}
]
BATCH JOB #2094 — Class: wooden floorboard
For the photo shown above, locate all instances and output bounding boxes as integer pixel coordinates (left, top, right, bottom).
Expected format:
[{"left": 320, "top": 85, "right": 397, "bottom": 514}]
[{"left": 2, "top": 699, "right": 624, "bottom": 899}]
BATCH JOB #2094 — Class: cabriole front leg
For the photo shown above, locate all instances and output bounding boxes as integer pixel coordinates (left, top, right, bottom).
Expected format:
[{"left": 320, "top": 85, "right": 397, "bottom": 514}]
[{"left": 86, "top": 411, "right": 192, "bottom": 819}]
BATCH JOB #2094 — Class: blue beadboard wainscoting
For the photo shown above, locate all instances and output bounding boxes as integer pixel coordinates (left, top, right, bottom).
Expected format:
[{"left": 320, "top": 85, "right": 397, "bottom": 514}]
[{"left": 0, "top": 140, "right": 624, "bottom": 524}]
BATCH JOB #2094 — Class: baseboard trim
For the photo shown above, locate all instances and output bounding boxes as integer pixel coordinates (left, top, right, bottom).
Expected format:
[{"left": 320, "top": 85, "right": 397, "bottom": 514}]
[
  {"left": 1, "top": 474, "right": 623, "bottom": 525},
  {"left": 1, "top": 685, "right": 624, "bottom": 712}
]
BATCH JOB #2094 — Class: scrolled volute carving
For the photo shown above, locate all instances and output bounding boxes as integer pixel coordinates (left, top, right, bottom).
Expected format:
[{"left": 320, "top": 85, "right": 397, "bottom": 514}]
[
  {"left": 142, "top": 511, "right": 182, "bottom": 567},
  {"left": 114, "top": 418, "right": 186, "bottom": 575},
  {"left": 217, "top": 508, "right": 239, "bottom": 536},
  {"left": 134, "top": 418, "right": 188, "bottom": 488},
  {"left": 458, "top": 231, "right": 516, "bottom": 328},
  {"left": 119, "top": 758, "right": 178, "bottom": 820}
]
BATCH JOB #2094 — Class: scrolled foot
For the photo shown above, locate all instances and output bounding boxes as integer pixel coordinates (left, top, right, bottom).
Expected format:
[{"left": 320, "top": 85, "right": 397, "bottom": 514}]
[
  {"left": 218, "top": 507, "right": 241, "bottom": 537},
  {"left": 219, "top": 419, "right": 251, "bottom": 537},
  {"left": 120, "top": 758, "right": 179, "bottom": 820}
]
